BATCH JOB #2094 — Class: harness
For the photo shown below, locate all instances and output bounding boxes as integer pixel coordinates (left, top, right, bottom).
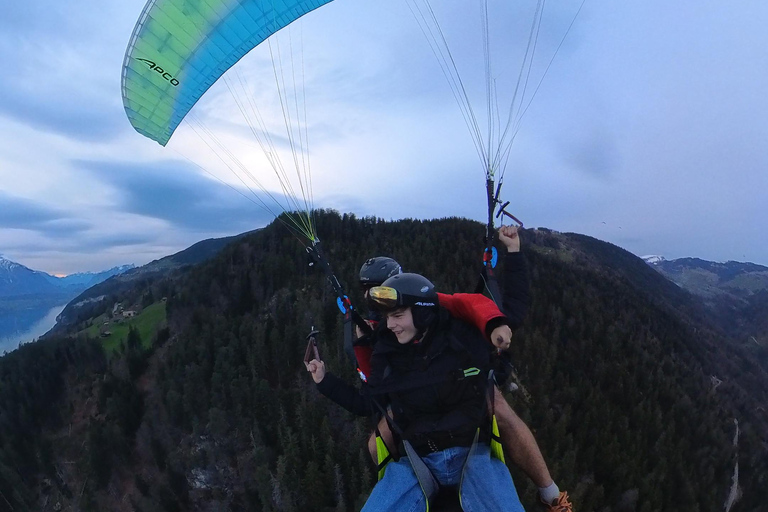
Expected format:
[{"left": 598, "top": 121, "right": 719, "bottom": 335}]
[
  {"left": 373, "top": 372, "right": 506, "bottom": 509},
  {"left": 369, "top": 341, "right": 507, "bottom": 510}
]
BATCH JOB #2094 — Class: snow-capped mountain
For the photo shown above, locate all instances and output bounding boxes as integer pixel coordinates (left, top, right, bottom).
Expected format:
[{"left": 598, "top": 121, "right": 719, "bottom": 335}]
[
  {"left": 0, "top": 256, "right": 134, "bottom": 298},
  {"left": 641, "top": 255, "right": 666, "bottom": 265},
  {"left": 0, "top": 256, "right": 58, "bottom": 297}
]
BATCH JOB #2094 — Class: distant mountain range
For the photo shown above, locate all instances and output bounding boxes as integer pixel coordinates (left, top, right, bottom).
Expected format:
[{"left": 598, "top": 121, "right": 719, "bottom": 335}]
[
  {"left": 0, "top": 256, "right": 134, "bottom": 298},
  {"left": 1, "top": 228, "right": 252, "bottom": 302},
  {"left": 643, "top": 255, "right": 768, "bottom": 298},
  {"left": 643, "top": 255, "right": 768, "bottom": 343},
  {"left": 0, "top": 257, "right": 57, "bottom": 297},
  {"left": 43, "top": 265, "right": 136, "bottom": 290}
]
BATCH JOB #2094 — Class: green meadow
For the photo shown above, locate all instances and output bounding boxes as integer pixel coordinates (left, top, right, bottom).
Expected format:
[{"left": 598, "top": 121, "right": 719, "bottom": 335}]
[{"left": 83, "top": 302, "right": 167, "bottom": 354}]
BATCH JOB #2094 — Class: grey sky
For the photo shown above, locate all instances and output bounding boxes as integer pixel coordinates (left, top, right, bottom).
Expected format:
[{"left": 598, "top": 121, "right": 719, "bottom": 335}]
[{"left": 1, "top": 0, "right": 766, "bottom": 275}]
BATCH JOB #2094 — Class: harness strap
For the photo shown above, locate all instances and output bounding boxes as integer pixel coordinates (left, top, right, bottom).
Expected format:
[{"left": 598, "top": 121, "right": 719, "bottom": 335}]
[
  {"left": 486, "top": 370, "right": 506, "bottom": 463},
  {"left": 369, "top": 367, "right": 505, "bottom": 508},
  {"left": 403, "top": 439, "right": 440, "bottom": 507},
  {"left": 375, "top": 428, "right": 394, "bottom": 480},
  {"left": 371, "top": 399, "right": 439, "bottom": 508},
  {"left": 458, "top": 428, "right": 482, "bottom": 509},
  {"left": 489, "top": 415, "right": 505, "bottom": 463},
  {"left": 372, "top": 376, "right": 507, "bottom": 512},
  {"left": 476, "top": 262, "right": 505, "bottom": 313},
  {"left": 342, "top": 311, "right": 355, "bottom": 363},
  {"left": 475, "top": 177, "right": 506, "bottom": 310}
]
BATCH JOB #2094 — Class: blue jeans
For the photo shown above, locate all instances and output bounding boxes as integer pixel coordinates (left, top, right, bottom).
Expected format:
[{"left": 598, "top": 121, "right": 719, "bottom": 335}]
[{"left": 361, "top": 443, "right": 525, "bottom": 512}]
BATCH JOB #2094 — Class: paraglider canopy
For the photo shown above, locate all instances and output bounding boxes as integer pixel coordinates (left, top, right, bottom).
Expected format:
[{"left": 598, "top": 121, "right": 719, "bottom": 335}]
[{"left": 121, "top": 0, "right": 335, "bottom": 146}]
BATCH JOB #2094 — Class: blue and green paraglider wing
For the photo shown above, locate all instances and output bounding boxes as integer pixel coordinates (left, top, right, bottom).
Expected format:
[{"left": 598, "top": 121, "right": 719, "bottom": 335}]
[{"left": 121, "top": 0, "right": 334, "bottom": 146}]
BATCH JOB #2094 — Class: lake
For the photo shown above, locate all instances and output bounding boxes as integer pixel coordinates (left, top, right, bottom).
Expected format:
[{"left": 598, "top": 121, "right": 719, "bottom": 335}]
[{"left": 0, "top": 304, "right": 67, "bottom": 355}]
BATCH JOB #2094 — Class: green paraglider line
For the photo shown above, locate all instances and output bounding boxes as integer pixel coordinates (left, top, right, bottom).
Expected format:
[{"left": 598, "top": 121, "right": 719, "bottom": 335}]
[
  {"left": 181, "top": 113, "right": 316, "bottom": 244},
  {"left": 221, "top": 73, "right": 316, "bottom": 241}
]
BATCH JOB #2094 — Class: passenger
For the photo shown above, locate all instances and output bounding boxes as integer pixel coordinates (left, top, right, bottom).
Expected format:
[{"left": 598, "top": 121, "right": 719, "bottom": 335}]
[{"left": 308, "top": 271, "right": 525, "bottom": 511}]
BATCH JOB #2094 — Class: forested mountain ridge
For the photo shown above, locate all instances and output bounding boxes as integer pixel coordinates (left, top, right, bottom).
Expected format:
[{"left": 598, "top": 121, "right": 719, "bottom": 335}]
[
  {"left": 647, "top": 258, "right": 768, "bottom": 300},
  {"left": 50, "top": 231, "right": 254, "bottom": 336},
  {"left": 1, "top": 212, "right": 766, "bottom": 511}
]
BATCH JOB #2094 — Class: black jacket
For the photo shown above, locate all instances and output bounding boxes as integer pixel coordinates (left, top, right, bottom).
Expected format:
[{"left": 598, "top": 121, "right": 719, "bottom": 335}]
[
  {"left": 318, "top": 309, "right": 495, "bottom": 451},
  {"left": 484, "top": 251, "right": 530, "bottom": 383},
  {"left": 500, "top": 251, "right": 530, "bottom": 330}
]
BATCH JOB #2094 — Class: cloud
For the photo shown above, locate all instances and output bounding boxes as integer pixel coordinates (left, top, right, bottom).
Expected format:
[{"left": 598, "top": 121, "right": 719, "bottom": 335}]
[
  {"left": 0, "top": 2, "right": 136, "bottom": 142},
  {"left": 0, "top": 192, "right": 60, "bottom": 227},
  {"left": 78, "top": 232, "right": 159, "bottom": 251},
  {"left": 0, "top": 35, "right": 126, "bottom": 142},
  {"left": 76, "top": 159, "right": 287, "bottom": 232},
  {"left": 559, "top": 128, "right": 621, "bottom": 179},
  {"left": 35, "top": 219, "right": 93, "bottom": 238},
  {"left": 0, "top": 192, "right": 90, "bottom": 236},
  {"left": 0, "top": 82, "right": 125, "bottom": 143}
]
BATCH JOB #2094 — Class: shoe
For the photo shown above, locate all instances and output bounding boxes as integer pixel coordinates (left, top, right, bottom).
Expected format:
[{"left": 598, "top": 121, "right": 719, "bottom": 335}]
[{"left": 542, "top": 491, "right": 573, "bottom": 512}]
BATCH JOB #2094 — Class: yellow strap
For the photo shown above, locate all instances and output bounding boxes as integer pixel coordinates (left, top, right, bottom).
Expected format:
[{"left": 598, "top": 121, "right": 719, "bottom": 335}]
[
  {"left": 490, "top": 415, "right": 506, "bottom": 463},
  {"left": 376, "top": 435, "right": 391, "bottom": 481}
]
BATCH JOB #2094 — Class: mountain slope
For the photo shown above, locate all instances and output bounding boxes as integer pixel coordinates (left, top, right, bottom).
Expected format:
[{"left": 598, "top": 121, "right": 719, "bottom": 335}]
[{"left": 51, "top": 231, "right": 251, "bottom": 334}]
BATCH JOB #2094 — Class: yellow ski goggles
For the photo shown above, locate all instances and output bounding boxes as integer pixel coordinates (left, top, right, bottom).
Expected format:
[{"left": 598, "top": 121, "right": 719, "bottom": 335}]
[{"left": 368, "top": 286, "right": 399, "bottom": 310}]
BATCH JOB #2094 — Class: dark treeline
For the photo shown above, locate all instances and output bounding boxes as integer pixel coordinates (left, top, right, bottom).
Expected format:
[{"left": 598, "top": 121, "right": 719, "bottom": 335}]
[
  {"left": 0, "top": 337, "right": 105, "bottom": 509},
  {"left": 1, "top": 211, "right": 766, "bottom": 511}
]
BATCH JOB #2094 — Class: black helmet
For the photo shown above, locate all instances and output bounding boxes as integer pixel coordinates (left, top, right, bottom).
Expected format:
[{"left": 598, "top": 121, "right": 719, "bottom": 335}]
[
  {"left": 369, "top": 273, "right": 439, "bottom": 333},
  {"left": 359, "top": 257, "right": 402, "bottom": 287},
  {"left": 378, "top": 273, "right": 438, "bottom": 308}
]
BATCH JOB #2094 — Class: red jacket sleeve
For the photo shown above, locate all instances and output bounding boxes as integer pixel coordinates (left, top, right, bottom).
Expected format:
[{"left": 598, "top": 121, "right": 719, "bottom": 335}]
[{"left": 437, "top": 292, "right": 504, "bottom": 339}]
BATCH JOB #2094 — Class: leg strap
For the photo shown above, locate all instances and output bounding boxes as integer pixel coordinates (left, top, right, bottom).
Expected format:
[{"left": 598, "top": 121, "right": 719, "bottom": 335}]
[
  {"left": 486, "top": 371, "right": 506, "bottom": 463},
  {"left": 403, "top": 439, "right": 440, "bottom": 507},
  {"left": 375, "top": 429, "right": 394, "bottom": 481}
]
